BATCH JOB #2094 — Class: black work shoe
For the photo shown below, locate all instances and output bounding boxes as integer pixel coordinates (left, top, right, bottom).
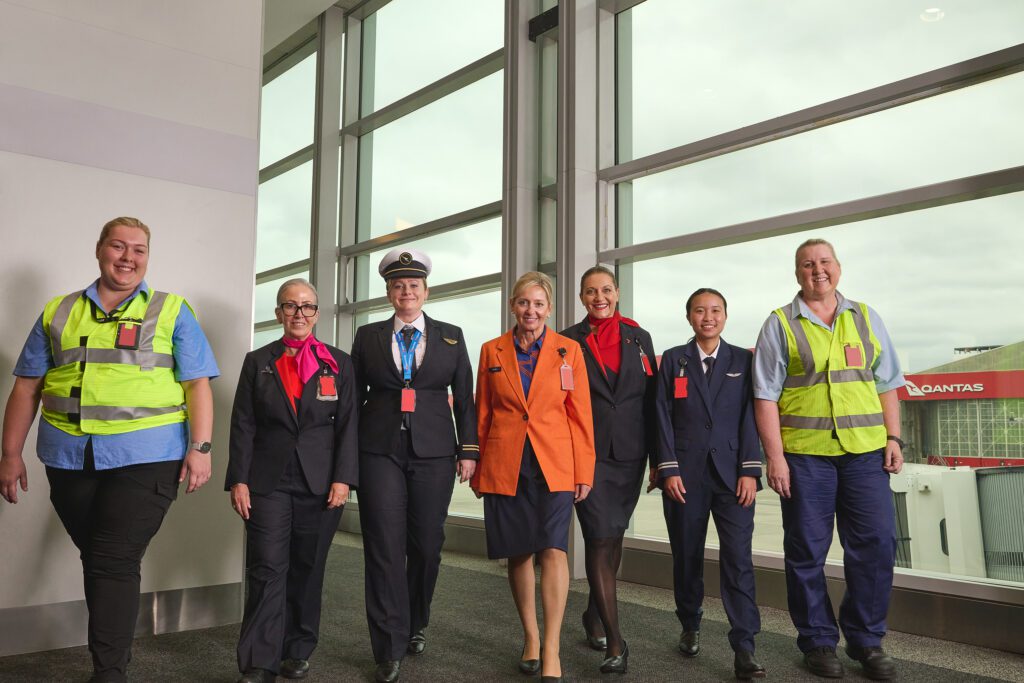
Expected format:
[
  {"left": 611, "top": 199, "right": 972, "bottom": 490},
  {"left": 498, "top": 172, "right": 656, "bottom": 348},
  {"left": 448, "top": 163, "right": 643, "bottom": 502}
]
[
  {"left": 280, "top": 659, "right": 309, "bottom": 679},
  {"left": 237, "top": 669, "right": 276, "bottom": 683},
  {"left": 407, "top": 629, "right": 427, "bottom": 655},
  {"left": 846, "top": 644, "right": 896, "bottom": 680},
  {"left": 734, "top": 650, "right": 766, "bottom": 679},
  {"left": 678, "top": 630, "right": 700, "bottom": 657},
  {"left": 599, "top": 640, "right": 629, "bottom": 674},
  {"left": 375, "top": 660, "right": 401, "bottom": 683},
  {"left": 583, "top": 612, "right": 607, "bottom": 651},
  {"left": 804, "top": 646, "right": 844, "bottom": 678}
]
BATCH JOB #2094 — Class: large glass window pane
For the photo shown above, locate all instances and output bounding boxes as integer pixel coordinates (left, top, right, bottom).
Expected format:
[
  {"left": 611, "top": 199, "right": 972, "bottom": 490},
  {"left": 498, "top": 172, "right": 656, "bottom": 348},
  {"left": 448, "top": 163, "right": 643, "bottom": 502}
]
[
  {"left": 253, "top": 327, "right": 281, "bottom": 350},
  {"left": 618, "top": 72, "right": 1024, "bottom": 246},
  {"left": 622, "top": 191, "right": 1024, "bottom": 582},
  {"left": 353, "top": 218, "right": 501, "bottom": 300},
  {"left": 358, "top": 72, "right": 503, "bottom": 239},
  {"left": 618, "top": 0, "right": 1024, "bottom": 161},
  {"left": 361, "top": 0, "right": 503, "bottom": 114},
  {"left": 254, "top": 270, "right": 310, "bottom": 322},
  {"left": 256, "top": 161, "right": 313, "bottom": 272},
  {"left": 260, "top": 53, "right": 316, "bottom": 168}
]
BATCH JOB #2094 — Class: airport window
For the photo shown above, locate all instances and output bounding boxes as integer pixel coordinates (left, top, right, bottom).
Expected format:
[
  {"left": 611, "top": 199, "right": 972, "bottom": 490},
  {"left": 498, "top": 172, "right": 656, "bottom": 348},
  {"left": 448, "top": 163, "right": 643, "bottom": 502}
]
[
  {"left": 255, "top": 160, "right": 314, "bottom": 273},
  {"left": 617, "top": 0, "right": 1024, "bottom": 162},
  {"left": 259, "top": 52, "right": 316, "bottom": 169}
]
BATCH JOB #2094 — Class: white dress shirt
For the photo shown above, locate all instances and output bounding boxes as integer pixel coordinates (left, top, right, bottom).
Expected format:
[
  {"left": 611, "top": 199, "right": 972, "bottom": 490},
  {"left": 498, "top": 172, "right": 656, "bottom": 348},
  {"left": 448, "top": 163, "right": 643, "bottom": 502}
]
[{"left": 391, "top": 314, "right": 427, "bottom": 374}]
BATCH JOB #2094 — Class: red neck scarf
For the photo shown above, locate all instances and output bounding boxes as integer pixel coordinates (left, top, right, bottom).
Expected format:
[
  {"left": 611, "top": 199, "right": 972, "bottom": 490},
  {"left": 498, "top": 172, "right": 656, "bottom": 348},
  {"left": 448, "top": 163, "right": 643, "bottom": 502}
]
[
  {"left": 586, "top": 311, "right": 624, "bottom": 374},
  {"left": 281, "top": 335, "right": 339, "bottom": 383}
]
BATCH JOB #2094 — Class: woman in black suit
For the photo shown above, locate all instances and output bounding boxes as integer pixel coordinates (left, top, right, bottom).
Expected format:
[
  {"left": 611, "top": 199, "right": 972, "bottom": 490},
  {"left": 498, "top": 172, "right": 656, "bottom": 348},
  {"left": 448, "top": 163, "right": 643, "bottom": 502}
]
[
  {"left": 350, "top": 248, "right": 478, "bottom": 683},
  {"left": 226, "top": 278, "right": 358, "bottom": 683},
  {"left": 560, "top": 266, "right": 657, "bottom": 675}
]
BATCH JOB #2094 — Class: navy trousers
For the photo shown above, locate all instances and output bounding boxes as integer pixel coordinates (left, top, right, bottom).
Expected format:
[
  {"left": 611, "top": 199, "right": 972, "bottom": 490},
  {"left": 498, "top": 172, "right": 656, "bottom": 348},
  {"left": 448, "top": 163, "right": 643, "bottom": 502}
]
[
  {"left": 780, "top": 450, "right": 896, "bottom": 653},
  {"left": 358, "top": 432, "right": 456, "bottom": 663},
  {"left": 663, "top": 461, "right": 760, "bottom": 653},
  {"left": 237, "top": 456, "right": 343, "bottom": 674}
]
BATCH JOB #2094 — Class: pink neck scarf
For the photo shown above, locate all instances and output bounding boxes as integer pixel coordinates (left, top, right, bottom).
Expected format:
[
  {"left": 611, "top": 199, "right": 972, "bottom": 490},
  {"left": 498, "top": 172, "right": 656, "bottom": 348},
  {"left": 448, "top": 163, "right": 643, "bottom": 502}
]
[{"left": 281, "top": 335, "right": 339, "bottom": 383}]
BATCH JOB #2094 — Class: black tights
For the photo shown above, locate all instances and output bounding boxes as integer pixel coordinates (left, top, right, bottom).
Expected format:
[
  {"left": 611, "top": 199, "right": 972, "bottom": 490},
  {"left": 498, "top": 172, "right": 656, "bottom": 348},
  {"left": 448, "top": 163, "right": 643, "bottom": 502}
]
[{"left": 582, "top": 535, "right": 625, "bottom": 656}]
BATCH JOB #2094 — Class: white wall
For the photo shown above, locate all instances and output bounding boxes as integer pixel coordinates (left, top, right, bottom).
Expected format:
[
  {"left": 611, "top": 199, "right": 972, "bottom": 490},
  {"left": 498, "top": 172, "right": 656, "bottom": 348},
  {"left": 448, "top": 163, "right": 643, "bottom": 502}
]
[{"left": 0, "top": 0, "right": 261, "bottom": 646}]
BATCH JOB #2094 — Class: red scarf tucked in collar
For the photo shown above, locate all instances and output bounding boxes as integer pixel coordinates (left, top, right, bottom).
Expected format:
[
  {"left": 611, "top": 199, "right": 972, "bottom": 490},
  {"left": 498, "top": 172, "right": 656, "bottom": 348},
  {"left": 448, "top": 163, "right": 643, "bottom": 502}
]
[
  {"left": 585, "top": 310, "right": 639, "bottom": 375},
  {"left": 281, "top": 335, "right": 339, "bottom": 383}
]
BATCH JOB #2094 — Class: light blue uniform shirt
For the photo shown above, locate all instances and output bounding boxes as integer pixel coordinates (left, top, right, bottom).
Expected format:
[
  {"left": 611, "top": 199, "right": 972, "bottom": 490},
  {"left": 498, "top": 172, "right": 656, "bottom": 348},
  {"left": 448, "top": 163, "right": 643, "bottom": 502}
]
[
  {"left": 753, "top": 291, "right": 904, "bottom": 402},
  {"left": 12, "top": 280, "right": 220, "bottom": 470}
]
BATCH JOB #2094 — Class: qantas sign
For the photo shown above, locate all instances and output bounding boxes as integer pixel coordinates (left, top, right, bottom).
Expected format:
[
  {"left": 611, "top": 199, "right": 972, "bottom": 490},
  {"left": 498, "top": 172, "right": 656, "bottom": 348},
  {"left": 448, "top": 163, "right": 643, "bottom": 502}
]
[{"left": 898, "top": 370, "right": 1024, "bottom": 401}]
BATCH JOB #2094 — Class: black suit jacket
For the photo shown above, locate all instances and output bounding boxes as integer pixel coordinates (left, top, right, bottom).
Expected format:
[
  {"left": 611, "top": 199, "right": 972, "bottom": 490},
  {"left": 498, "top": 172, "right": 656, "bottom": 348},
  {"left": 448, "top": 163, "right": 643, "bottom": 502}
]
[
  {"left": 654, "top": 339, "right": 763, "bottom": 491},
  {"left": 561, "top": 319, "right": 658, "bottom": 463},
  {"left": 226, "top": 340, "right": 359, "bottom": 496},
  {"left": 351, "top": 314, "right": 478, "bottom": 459}
]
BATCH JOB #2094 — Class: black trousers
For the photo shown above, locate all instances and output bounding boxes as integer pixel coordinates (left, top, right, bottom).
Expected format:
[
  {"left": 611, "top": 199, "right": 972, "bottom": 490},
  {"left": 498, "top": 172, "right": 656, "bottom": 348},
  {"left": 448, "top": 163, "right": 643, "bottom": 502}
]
[
  {"left": 358, "top": 432, "right": 456, "bottom": 663},
  {"left": 45, "top": 446, "right": 181, "bottom": 683},
  {"left": 236, "top": 456, "right": 343, "bottom": 674}
]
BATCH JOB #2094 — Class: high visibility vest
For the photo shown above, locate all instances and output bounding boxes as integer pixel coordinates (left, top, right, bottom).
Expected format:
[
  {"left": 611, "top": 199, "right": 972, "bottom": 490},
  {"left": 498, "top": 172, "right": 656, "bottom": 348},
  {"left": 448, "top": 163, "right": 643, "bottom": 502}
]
[
  {"left": 40, "top": 290, "right": 189, "bottom": 436},
  {"left": 775, "top": 300, "right": 886, "bottom": 456}
]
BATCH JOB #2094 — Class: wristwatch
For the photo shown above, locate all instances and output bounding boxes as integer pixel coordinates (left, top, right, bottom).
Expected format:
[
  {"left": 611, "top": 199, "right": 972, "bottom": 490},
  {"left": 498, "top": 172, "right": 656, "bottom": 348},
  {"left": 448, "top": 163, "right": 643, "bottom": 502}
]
[
  {"left": 190, "top": 441, "right": 213, "bottom": 454},
  {"left": 886, "top": 435, "right": 906, "bottom": 450}
]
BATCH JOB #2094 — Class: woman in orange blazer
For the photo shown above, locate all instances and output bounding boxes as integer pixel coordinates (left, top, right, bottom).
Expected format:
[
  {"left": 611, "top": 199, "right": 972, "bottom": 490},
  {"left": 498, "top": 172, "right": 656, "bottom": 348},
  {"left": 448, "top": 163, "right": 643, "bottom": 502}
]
[{"left": 473, "top": 271, "right": 596, "bottom": 683}]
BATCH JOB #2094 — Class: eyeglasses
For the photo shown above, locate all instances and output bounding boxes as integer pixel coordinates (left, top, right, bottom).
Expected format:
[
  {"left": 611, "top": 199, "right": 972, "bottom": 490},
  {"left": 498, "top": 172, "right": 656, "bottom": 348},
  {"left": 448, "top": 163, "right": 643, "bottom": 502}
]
[{"left": 278, "top": 302, "right": 319, "bottom": 317}]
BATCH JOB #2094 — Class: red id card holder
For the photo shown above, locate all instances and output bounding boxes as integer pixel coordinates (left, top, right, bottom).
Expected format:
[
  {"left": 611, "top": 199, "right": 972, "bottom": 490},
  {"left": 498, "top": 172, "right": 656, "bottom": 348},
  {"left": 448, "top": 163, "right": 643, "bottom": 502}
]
[
  {"left": 641, "top": 353, "right": 653, "bottom": 376},
  {"left": 844, "top": 343, "right": 864, "bottom": 368},
  {"left": 115, "top": 322, "right": 140, "bottom": 350},
  {"left": 674, "top": 377, "right": 689, "bottom": 398},
  {"left": 401, "top": 388, "right": 416, "bottom": 412},
  {"left": 560, "top": 364, "right": 575, "bottom": 391},
  {"left": 317, "top": 375, "right": 338, "bottom": 401}
]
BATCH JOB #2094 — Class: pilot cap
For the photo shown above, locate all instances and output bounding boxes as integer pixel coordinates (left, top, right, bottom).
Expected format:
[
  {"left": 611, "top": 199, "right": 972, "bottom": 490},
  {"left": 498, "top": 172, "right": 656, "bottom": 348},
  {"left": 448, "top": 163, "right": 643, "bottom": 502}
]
[{"left": 378, "top": 247, "right": 432, "bottom": 280}]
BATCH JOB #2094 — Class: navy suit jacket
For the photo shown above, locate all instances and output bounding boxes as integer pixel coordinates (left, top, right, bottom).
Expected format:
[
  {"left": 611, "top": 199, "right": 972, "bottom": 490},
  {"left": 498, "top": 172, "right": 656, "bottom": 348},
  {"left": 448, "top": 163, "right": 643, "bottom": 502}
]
[
  {"left": 560, "top": 319, "right": 658, "bottom": 463},
  {"left": 654, "top": 339, "right": 762, "bottom": 491},
  {"left": 351, "top": 314, "right": 478, "bottom": 459},
  {"left": 226, "top": 340, "right": 359, "bottom": 496}
]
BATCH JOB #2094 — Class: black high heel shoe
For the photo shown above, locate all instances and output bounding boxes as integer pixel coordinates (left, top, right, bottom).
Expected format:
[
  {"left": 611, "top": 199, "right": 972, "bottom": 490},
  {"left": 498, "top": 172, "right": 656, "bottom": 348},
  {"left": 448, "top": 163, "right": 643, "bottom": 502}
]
[
  {"left": 518, "top": 644, "right": 541, "bottom": 676},
  {"left": 582, "top": 612, "right": 607, "bottom": 651},
  {"left": 600, "top": 641, "right": 629, "bottom": 674}
]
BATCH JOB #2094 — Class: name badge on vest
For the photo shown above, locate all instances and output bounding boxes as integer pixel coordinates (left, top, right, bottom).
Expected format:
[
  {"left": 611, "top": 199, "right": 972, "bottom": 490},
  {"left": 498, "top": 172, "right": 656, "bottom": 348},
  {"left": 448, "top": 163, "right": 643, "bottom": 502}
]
[
  {"left": 844, "top": 343, "right": 863, "bottom": 368},
  {"left": 115, "top": 322, "right": 140, "bottom": 350},
  {"left": 317, "top": 375, "right": 338, "bottom": 401}
]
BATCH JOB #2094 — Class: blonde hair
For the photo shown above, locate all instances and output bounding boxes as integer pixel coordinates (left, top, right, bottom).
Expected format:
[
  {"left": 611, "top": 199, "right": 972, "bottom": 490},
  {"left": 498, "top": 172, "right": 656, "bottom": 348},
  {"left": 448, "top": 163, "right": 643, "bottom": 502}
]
[
  {"left": 510, "top": 271, "right": 554, "bottom": 306},
  {"left": 795, "top": 238, "right": 839, "bottom": 268},
  {"left": 277, "top": 278, "right": 319, "bottom": 304},
  {"left": 97, "top": 217, "right": 151, "bottom": 250}
]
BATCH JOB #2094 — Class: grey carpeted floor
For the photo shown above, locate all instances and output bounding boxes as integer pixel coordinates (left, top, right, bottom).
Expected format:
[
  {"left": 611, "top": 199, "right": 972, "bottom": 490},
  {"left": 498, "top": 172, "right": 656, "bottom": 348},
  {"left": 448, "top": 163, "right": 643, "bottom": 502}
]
[{"left": 1, "top": 533, "right": 1021, "bottom": 682}]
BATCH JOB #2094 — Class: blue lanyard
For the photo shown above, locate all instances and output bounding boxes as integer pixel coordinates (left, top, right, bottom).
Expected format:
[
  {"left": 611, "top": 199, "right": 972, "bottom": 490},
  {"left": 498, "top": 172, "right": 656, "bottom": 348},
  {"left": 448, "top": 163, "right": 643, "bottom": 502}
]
[{"left": 395, "top": 328, "right": 422, "bottom": 384}]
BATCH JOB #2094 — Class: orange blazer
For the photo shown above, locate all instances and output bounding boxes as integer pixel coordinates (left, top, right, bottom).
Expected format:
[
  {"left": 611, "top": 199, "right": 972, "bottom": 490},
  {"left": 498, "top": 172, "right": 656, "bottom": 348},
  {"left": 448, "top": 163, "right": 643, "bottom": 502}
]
[{"left": 472, "top": 327, "right": 596, "bottom": 496}]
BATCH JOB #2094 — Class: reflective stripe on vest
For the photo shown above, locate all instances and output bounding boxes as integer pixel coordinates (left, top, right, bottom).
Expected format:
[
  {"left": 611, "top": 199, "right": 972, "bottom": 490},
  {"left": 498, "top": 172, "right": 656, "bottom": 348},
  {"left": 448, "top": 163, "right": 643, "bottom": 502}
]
[
  {"left": 775, "top": 300, "right": 886, "bottom": 456},
  {"left": 40, "top": 290, "right": 188, "bottom": 436}
]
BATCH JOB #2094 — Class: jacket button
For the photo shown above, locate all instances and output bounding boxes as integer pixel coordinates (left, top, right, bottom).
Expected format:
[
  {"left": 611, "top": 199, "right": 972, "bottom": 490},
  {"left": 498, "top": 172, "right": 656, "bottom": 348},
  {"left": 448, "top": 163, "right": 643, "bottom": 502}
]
[
  {"left": 705, "top": 423, "right": 711, "bottom": 430},
  {"left": 711, "top": 447, "right": 717, "bottom": 454},
  {"left": 522, "top": 414, "right": 529, "bottom": 421}
]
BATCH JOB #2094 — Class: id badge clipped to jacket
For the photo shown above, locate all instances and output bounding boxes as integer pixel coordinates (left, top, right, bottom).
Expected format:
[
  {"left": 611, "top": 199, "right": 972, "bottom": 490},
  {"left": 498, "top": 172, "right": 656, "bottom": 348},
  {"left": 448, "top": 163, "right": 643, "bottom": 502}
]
[{"left": 317, "top": 373, "right": 338, "bottom": 402}]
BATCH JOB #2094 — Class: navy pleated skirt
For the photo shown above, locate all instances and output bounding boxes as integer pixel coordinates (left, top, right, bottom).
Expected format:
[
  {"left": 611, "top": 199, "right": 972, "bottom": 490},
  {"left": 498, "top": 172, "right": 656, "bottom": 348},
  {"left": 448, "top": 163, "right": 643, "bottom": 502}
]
[{"left": 484, "top": 438, "right": 573, "bottom": 560}]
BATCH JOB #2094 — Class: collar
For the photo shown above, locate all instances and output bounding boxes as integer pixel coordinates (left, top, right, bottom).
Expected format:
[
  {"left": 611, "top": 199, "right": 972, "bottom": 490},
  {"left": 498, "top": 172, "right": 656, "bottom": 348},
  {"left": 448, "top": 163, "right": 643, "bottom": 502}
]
[
  {"left": 513, "top": 325, "right": 546, "bottom": 353},
  {"left": 84, "top": 279, "right": 151, "bottom": 314},
  {"left": 697, "top": 342, "right": 721, "bottom": 362},
  {"left": 790, "top": 290, "right": 853, "bottom": 327},
  {"left": 393, "top": 313, "right": 426, "bottom": 334}
]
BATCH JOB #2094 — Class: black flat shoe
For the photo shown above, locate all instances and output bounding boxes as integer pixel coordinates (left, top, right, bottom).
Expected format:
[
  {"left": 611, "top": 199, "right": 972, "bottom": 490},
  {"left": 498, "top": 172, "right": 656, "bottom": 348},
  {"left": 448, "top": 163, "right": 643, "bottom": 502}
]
[
  {"left": 374, "top": 660, "right": 401, "bottom": 683},
  {"left": 734, "top": 650, "right": 766, "bottom": 680},
  {"left": 600, "top": 641, "right": 629, "bottom": 674},
  {"left": 804, "top": 646, "right": 844, "bottom": 678},
  {"left": 280, "top": 658, "right": 309, "bottom": 679},
  {"left": 407, "top": 629, "right": 426, "bottom": 655},
  {"left": 678, "top": 630, "right": 700, "bottom": 657},
  {"left": 237, "top": 669, "right": 275, "bottom": 683},
  {"left": 583, "top": 612, "right": 607, "bottom": 651},
  {"left": 846, "top": 644, "right": 895, "bottom": 680}
]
